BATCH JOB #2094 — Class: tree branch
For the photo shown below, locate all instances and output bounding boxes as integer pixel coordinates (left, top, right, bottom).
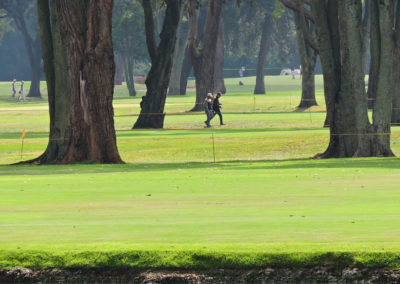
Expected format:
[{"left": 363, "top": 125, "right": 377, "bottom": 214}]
[
  {"left": 296, "top": 0, "right": 319, "bottom": 52},
  {"left": 280, "top": 0, "right": 314, "bottom": 22},
  {"left": 187, "top": 0, "right": 201, "bottom": 58},
  {"left": 141, "top": 0, "right": 158, "bottom": 63}
]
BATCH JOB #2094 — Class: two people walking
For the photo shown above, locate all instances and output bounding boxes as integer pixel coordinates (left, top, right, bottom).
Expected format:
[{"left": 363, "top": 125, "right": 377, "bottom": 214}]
[
  {"left": 204, "top": 92, "right": 224, "bottom": 127},
  {"left": 11, "top": 79, "right": 26, "bottom": 102}
]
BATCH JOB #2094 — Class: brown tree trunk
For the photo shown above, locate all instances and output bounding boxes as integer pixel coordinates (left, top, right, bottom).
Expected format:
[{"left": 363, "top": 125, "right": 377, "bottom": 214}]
[
  {"left": 114, "top": 52, "right": 123, "bottom": 85},
  {"left": 254, "top": 13, "right": 273, "bottom": 95},
  {"left": 33, "top": 0, "right": 71, "bottom": 164},
  {"left": 293, "top": 11, "right": 317, "bottom": 108},
  {"left": 213, "top": 17, "right": 226, "bottom": 94},
  {"left": 391, "top": 0, "right": 400, "bottom": 125},
  {"left": 56, "top": 0, "right": 123, "bottom": 163},
  {"left": 188, "top": 0, "right": 223, "bottom": 111},
  {"left": 133, "top": 0, "right": 183, "bottom": 128},
  {"left": 168, "top": 8, "right": 188, "bottom": 96},
  {"left": 123, "top": 53, "right": 136, "bottom": 97},
  {"left": 314, "top": 0, "right": 393, "bottom": 158},
  {"left": 370, "top": 0, "right": 394, "bottom": 156},
  {"left": 179, "top": 46, "right": 192, "bottom": 95}
]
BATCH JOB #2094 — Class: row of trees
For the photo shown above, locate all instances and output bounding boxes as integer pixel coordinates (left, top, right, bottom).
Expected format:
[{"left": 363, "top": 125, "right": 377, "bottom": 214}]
[
  {"left": 24, "top": 0, "right": 399, "bottom": 164},
  {"left": 283, "top": 0, "right": 398, "bottom": 157}
]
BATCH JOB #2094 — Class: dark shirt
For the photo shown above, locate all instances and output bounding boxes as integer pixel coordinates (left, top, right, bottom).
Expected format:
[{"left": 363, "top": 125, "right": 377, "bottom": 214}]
[{"left": 213, "top": 98, "right": 221, "bottom": 112}]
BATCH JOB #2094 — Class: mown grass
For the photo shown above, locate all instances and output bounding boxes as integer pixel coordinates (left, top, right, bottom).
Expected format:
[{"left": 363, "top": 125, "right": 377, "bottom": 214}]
[{"left": 0, "top": 76, "right": 400, "bottom": 270}]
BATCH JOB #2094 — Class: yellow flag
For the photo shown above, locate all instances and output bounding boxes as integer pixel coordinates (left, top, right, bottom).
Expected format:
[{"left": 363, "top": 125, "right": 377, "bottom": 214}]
[{"left": 21, "top": 129, "right": 26, "bottom": 139}]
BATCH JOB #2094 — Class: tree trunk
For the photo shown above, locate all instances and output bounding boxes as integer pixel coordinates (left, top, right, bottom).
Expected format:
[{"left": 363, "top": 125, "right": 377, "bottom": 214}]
[
  {"left": 391, "top": 0, "right": 400, "bottom": 125},
  {"left": 33, "top": 0, "right": 71, "bottom": 164},
  {"left": 133, "top": 0, "right": 183, "bottom": 129},
  {"left": 361, "top": 0, "right": 371, "bottom": 74},
  {"left": 124, "top": 54, "right": 136, "bottom": 97},
  {"left": 168, "top": 8, "right": 188, "bottom": 96},
  {"left": 114, "top": 53, "right": 123, "bottom": 85},
  {"left": 367, "top": 57, "right": 376, "bottom": 109},
  {"left": 370, "top": 0, "right": 394, "bottom": 156},
  {"left": 314, "top": 0, "right": 393, "bottom": 158},
  {"left": 179, "top": 46, "right": 192, "bottom": 95},
  {"left": 293, "top": 11, "right": 317, "bottom": 108},
  {"left": 188, "top": 0, "right": 223, "bottom": 111},
  {"left": 27, "top": 58, "right": 42, "bottom": 98},
  {"left": 213, "top": 17, "right": 226, "bottom": 94},
  {"left": 56, "top": 0, "right": 123, "bottom": 164},
  {"left": 254, "top": 13, "right": 273, "bottom": 95}
]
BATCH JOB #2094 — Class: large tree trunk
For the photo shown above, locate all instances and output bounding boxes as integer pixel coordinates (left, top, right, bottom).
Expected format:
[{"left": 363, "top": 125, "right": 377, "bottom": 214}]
[
  {"left": 168, "top": 8, "right": 189, "bottom": 96},
  {"left": 27, "top": 57, "right": 42, "bottom": 98},
  {"left": 124, "top": 54, "right": 136, "bottom": 97},
  {"left": 114, "top": 52, "right": 123, "bottom": 85},
  {"left": 293, "top": 11, "right": 317, "bottom": 108},
  {"left": 314, "top": 0, "right": 393, "bottom": 158},
  {"left": 369, "top": 0, "right": 394, "bottom": 156},
  {"left": 56, "top": 0, "right": 123, "bottom": 164},
  {"left": 254, "top": 13, "right": 273, "bottom": 95},
  {"left": 361, "top": 0, "right": 371, "bottom": 74},
  {"left": 179, "top": 46, "right": 192, "bottom": 95},
  {"left": 133, "top": 0, "right": 183, "bottom": 129},
  {"left": 391, "top": 0, "right": 400, "bottom": 125},
  {"left": 34, "top": 0, "right": 71, "bottom": 164},
  {"left": 213, "top": 17, "right": 226, "bottom": 94},
  {"left": 188, "top": 0, "right": 223, "bottom": 111}
]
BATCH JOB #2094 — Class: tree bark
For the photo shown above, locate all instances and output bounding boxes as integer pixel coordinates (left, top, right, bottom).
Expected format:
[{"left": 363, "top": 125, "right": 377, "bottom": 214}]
[
  {"left": 391, "top": 0, "right": 400, "bottom": 125},
  {"left": 213, "top": 16, "right": 226, "bottom": 94},
  {"left": 133, "top": 0, "right": 183, "bottom": 129},
  {"left": 56, "top": 0, "right": 123, "bottom": 163},
  {"left": 188, "top": 0, "right": 223, "bottom": 111},
  {"left": 313, "top": 0, "right": 394, "bottom": 158},
  {"left": 123, "top": 54, "right": 136, "bottom": 97},
  {"left": 361, "top": 0, "right": 371, "bottom": 74},
  {"left": 254, "top": 13, "right": 273, "bottom": 95},
  {"left": 293, "top": 11, "right": 317, "bottom": 108},
  {"left": 33, "top": 0, "right": 71, "bottom": 164},
  {"left": 114, "top": 52, "right": 123, "bottom": 85},
  {"left": 168, "top": 8, "right": 188, "bottom": 96},
  {"left": 370, "top": 0, "right": 394, "bottom": 156},
  {"left": 179, "top": 46, "right": 192, "bottom": 95}
]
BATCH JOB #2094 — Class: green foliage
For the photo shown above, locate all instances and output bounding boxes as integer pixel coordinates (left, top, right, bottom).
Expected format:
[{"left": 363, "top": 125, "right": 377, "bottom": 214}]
[{"left": 112, "top": 0, "right": 148, "bottom": 61}]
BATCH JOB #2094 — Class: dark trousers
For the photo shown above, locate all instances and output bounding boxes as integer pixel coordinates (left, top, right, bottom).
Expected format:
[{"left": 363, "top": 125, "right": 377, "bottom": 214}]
[{"left": 212, "top": 110, "right": 223, "bottom": 125}]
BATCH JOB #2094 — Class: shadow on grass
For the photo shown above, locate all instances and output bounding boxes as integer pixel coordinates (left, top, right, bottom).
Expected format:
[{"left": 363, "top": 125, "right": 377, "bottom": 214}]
[{"left": 0, "top": 157, "right": 398, "bottom": 176}]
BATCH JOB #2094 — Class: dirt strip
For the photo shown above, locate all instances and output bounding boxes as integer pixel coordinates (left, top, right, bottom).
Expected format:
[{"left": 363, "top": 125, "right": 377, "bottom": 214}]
[{"left": 2, "top": 267, "right": 400, "bottom": 283}]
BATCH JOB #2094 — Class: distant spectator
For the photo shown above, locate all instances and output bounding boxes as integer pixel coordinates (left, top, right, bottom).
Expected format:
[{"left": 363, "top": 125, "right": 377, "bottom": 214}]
[
  {"left": 18, "top": 80, "right": 26, "bottom": 102},
  {"left": 11, "top": 79, "right": 16, "bottom": 97}
]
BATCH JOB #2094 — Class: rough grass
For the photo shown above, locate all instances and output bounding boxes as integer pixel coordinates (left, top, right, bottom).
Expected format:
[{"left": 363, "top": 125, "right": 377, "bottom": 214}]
[{"left": 0, "top": 76, "right": 400, "bottom": 270}]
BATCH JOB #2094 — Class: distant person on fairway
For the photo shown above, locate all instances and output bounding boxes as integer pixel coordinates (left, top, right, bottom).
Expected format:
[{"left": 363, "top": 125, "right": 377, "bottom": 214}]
[
  {"left": 11, "top": 79, "right": 16, "bottom": 97},
  {"left": 204, "top": 93, "right": 214, "bottom": 127},
  {"left": 18, "top": 80, "right": 26, "bottom": 102},
  {"left": 212, "top": 92, "right": 224, "bottom": 125},
  {"left": 239, "top": 66, "right": 245, "bottom": 86}
]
